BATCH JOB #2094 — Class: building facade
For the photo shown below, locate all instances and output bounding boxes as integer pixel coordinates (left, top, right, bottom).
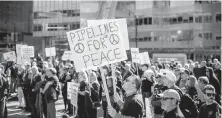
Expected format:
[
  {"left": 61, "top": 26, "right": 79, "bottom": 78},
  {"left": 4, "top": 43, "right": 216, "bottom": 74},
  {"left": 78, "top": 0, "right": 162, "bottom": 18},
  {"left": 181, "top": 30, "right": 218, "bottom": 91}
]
[{"left": 33, "top": 1, "right": 80, "bottom": 59}]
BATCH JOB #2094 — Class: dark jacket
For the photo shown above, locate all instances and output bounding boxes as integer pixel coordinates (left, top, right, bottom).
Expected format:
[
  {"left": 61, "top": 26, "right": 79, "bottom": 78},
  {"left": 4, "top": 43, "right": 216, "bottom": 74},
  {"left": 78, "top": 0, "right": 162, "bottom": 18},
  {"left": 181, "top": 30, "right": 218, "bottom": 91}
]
[
  {"left": 0, "top": 75, "right": 8, "bottom": 101},
  {"left": 30, "top": 73, "right": 42, "bottom": 90},
  {"left": 163, "top": 108, "right": 185, "bottom": 118}
]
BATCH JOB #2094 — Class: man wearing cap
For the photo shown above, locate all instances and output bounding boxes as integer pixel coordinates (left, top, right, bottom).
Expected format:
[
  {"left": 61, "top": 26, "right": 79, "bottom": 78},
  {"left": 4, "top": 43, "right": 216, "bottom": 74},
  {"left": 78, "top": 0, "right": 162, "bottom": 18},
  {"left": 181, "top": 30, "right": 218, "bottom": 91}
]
[
  {"left": 158, "top": 89, "right": 184, "bottom": 118},
  {"left": 160, "top": 70, "right": 198, "bottom": 118},
  {"left": 176, "top": 68, "right": 190, "bottom": 91}
]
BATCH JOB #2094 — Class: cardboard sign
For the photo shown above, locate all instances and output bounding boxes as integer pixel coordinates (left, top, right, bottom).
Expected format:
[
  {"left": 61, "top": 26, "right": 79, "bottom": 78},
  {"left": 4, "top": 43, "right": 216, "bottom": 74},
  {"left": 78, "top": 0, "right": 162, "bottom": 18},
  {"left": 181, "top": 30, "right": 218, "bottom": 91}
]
[
  {"left": 67, "top": 20, "right": 127, "bottom": 72},
  {"left": 62, "top": 51, "right": 74, "bottom": 61},
  {"left": 45, "top": 47, "right": 56, "bottom": 57},
  {"left": 16, "top": 44, "right": 24, "bottom": 64},
  {"left": 3, "top": 51, "right": 16, "bottom": 61},
  {"left": 71, "top": 83, "right": 79, "bottom": 108},
  {"left": 131, "top": 48, "right": 140, "bottom": 64},
  {"left": 27, "top": 46, "right": 35, "bottom": 57},
  {"left": 139, "top": 52, "right": 150, "bottom": 65},
  {"left": 87, "top": 18, "right": 129, "bottom": 50},
  {"left": 21, "top": 45, "right": 31, "bottom": 64},
  {"left": 145, "top": 98, "right": 154, "bottom": 118},
  {"left": 67, "top": 82, "right": 74, "bottom": 99}
]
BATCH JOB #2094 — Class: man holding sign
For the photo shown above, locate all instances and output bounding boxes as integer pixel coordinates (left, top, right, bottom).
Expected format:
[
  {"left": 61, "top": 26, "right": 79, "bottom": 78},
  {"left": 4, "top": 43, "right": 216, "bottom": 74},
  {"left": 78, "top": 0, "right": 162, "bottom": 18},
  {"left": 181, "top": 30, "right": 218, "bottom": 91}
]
[{"left": 108, "top": 75, "right": 144, "bottom": 118}]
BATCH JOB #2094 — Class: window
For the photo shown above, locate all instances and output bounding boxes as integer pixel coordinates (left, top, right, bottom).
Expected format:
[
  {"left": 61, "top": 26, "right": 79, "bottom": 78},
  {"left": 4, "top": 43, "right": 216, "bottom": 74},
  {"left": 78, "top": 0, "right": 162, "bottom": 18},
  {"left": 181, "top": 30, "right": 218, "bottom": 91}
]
[
  {"left": 139, "top": 38, "right": 143, "bottom": 41},
  {"left": 139, "top": 18, "right": 143, "bottom": 25},
  {"left": 33, "top": 25, "right": 42, "bottom": 31},
  {"left": 178, "top": 16, "right": 183, "bottom": 23},
  {"left": 204, "top": 32, "right": 212, "bottom": 40},
  {"left": 195, "top": 16, "right": 202, "bottom": 23},
  {"left": 204, "top": 14, "right": 212, "bottom": 23},
  {"left": 144, "top": 18, "right": 148, "bottom": 25},
  {"left": 216, "top": 36, "right": 221, "bottom": 40},
  {"left": 189, "top": 16, "right": 193, "bottom": 23},
  {"left": 153, "top": 17, "right": 159, "bottom": 25},
  {"left": 144, "top": 37, "right": 148, "bottom": 41},
  {"left": 216, "top": 13, "right": 221, "bottom": 22},
  {"left": 148, "top": 17, "right": 152, "bottom": 24},
  {"left": 136, "top": 19, "right": 139, "bottom": 25}
]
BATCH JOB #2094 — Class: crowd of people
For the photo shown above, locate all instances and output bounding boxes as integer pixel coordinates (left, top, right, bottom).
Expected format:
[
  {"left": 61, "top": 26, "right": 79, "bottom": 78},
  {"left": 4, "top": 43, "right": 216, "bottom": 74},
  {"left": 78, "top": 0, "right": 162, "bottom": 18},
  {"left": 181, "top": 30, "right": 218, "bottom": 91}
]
[{"left": 0, "top": 57, "right": 221, "bottom": 118}]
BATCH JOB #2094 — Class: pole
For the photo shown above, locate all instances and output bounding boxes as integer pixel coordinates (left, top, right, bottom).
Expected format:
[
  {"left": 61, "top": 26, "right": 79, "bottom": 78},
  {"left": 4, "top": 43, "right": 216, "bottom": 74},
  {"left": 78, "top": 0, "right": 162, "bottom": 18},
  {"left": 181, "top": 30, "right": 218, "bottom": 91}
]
[{"left": 135, "top": 16, "right": 138, "bottom": 48}]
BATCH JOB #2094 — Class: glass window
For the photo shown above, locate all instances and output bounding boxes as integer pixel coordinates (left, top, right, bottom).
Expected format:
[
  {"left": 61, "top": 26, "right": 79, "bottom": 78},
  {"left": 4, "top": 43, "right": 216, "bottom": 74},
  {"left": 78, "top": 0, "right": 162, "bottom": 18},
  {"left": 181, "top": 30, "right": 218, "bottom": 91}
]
[
  {"left": 33, "top": 24, "right": 42, "bottom": 31},
  {"left": 204, "top": 14, "right": 212, "bottom": 23},
  {"left": 148, "top": 17, "right": 152, "bottom": 24},
  {"left": 204, "top": 32, "right": 212, "bottom": 40},
  {"left": 144, "top": 18, "right": 148, "bottom": 25},
  {"left": 136, "top": 19, "right": 139, "bottom": 25},
  {"left": 216, "top": 13, "right": 221, "bottom": 22},
  {"left": 178, "top": 16, "right": 183, "bottom": 23},
  {"left": 195, "top": 16, "right": 202, "bottom": 23},
  {"left": 139, "top": 18, "right": 143, "bottom": 25},
  {"left": 216, "top": 36, "right": 221, "bottom": 40},
  {"left": 144, "top": 37, "right": 148, "bottom": 41},
  {"left": 189, "top": 16, "right": 193, "bottom": 23}
]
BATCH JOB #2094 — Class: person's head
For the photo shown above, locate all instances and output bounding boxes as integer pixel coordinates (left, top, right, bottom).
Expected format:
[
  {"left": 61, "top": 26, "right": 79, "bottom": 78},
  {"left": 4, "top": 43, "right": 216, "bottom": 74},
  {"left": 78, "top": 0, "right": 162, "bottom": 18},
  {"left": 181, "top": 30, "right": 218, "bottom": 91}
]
[
  {"left": 122, "top": 75, "right": 141, "bottom": 94},
  {"left": 184, "top": 63, "right": 189, "bottom": 70},
  {"left": 125, "top": 63, "right": 131, "bottom": 71},
  {"left": 156, "top": 73, "right": 163, "bottom": 85},
  {"left": 207, "top": 59, "right": 212, "bottom": 65},
  {"left": 142, "top": 69, "right": 155, "bottom": 82},
  {"left": 142, "top": 64, "right": 149, "bottom": 72},
  {"left": 198, "top": 76, "right": 209, "bottom": 90},
  {"left": 185, "top": 75, "right": 197, "bottom": 88},
  {"left": 24, "top": 62, "right": 31, "bottom": 70},
  {"left": 89, "top": 71, "right": 97, "bottom": 83},
  {"left": 31, "top": 66, "right": 38, "bottom": 75},
  {"left": 213, "top": 59, "right": 218, "bottom": 64},
  {"left": 215, "top": 62, "right": 221, "bottom": 69},
  {"left": 203, "top": 85, "right": 216, "bottom": 103},
  {"left": 160, "top": 70, "right": 177, "bottom": 88},
  {"left": 63, "top": 66, "right": 69, "bottom": 73},
  {"left": 195, "top": 61, "right": 199, "bottom": 68},
  {"left": 165, "top": 64, "right": 170, "bottom": 69},
  {"left": 159, "top": 89, "right": 181, "bottom": 112},
  {"left": 200, "top": 61, "right": 206, "bottom": 67},
  {"left": 78, "top": 71, "right": 88, "bottom": 83},
  {"left": 180, "top": 68, "right": 189, "bottom": 80},
  {"left": 43, "top": 61, "right": 48, "bottom": 70},
  {"left": 32, "top": 61, "right": 37, "bottom": 67},
  {"left": 46, "top": 68, "right": 57, "bottom": 78}
]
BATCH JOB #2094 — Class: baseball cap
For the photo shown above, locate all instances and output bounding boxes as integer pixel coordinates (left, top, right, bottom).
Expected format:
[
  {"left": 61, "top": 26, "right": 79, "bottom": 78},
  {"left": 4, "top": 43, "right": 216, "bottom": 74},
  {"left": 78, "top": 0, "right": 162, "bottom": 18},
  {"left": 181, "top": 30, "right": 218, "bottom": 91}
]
[
  {"left": 158, "top": 89, "right": 181, "bottom": 101},
  {"left": 160, "top": 69, "right": 177, "bottom": 82}
]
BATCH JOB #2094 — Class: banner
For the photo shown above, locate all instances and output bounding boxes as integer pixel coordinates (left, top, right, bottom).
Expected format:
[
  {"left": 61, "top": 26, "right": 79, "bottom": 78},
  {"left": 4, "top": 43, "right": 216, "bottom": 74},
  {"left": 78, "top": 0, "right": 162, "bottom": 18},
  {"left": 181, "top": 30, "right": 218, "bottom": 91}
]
[
  {"left": 27, "top": 46, "right": 35, "bottom": 57},
  {"left": 16, "top": 44, "right": 23, "bottom": 64},
  {"left": 62, "top": 51, "right": 74, "bottom": 61},
  {"left": 67, "top": 20, "right": 127, "bottom": 72},
  {"left": 70, "top": 83, "right": 79, "bottom": 108},
  {"left": 87, "top": 18, "right": 130, "bottom": 50},
  {"left": 45, "top": 47, "right": 56, "bottom": 57},
  {"left": 21, "top": 45, "right": 31, "bottom": 64},
  {"left": 3, "top": 51, "right": 16, "bottom": 61},
  {"left": 139, "top": 52, "right": 150, "bottom": 65},
  {"left": 131, "top": 48, "right": 140, "bottom": 64}
]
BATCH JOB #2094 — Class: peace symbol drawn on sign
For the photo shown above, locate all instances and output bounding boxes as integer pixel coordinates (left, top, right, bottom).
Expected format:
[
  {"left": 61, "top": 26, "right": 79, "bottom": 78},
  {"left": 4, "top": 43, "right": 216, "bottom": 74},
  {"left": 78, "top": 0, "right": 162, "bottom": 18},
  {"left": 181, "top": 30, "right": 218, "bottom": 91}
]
[
  {"left": 74, "top": 43, "right": 85, "bottom": 53},
  {"left": 109, "top": 34, "right": 120, "bottom": 45}
]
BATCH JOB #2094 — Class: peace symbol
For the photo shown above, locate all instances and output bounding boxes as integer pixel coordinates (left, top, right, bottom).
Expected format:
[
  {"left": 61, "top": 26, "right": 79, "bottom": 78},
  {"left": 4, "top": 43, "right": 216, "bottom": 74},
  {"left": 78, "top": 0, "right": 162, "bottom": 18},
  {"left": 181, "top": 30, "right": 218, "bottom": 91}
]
[
  {"left": 109, "top": 34, "right": 120, "bottom": 45},
  {"left": 74, "top": 43, "right": 85, "bottom": 53}
]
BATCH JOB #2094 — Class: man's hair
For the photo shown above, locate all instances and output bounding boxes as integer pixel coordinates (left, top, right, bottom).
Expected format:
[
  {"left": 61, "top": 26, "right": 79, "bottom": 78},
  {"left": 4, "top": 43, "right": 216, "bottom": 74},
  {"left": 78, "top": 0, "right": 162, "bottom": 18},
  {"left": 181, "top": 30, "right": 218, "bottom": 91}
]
[
  {"left": 130, "top": 75, "right": 141, "bottom": 90},
  {"left": 203, "top": 84, "right": 215, "bottom": 93},
  {"left": 198, "top": 76, "right": 209, "bottom": 85}
]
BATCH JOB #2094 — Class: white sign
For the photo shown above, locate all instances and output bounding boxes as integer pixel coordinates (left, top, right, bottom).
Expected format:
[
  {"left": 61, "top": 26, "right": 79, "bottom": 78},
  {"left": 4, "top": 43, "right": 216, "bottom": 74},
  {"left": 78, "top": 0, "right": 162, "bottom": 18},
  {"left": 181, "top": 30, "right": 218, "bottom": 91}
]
[
  {"left": 131, "top": 48, "right": 140, "bottom": 64},
  {"left": 67, "top": 20, "right": 127, "bottom": 72},
  {"left": 67, "top": 82, "right": 73, "bottom": 99},
  {"left": 16, "top": 44, "right": 22, "bottom": 64},
  {"left": 45, "top": 47, "right": 56, "bottom": 57},
  {"left": 3, "top": 51, "right": 16, "bottom": 61},
  {"left": 62, "top": 51, "right": 74, "bottom": 61},
  {"left": 27, "top": 46, "right": 35, "bottom": 57},
  {"left": 87, "top": 18, "right": 129, "bottom": 50},
  {"left": 139, "top": 52, "right": 151, "bottom": 65},
  {"left": 21, "top": 45, "right": 31, "bottom": 64},
  {"left": 145, "top": 98, "right": 154, "bottom": 118},
  {"left": 71, "top": 83, "right": 79, "bottom": 107}
]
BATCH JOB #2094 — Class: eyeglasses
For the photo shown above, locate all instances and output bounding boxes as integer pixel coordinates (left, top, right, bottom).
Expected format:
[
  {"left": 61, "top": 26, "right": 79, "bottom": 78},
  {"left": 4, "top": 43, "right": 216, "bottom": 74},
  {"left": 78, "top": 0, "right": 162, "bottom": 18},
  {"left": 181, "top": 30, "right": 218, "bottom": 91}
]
[
  {"left": 161, "top": 97, "right": 175, "bottom": 101},
  {"left": 205, "top": 93, "right": 215, "bottom": 97}
]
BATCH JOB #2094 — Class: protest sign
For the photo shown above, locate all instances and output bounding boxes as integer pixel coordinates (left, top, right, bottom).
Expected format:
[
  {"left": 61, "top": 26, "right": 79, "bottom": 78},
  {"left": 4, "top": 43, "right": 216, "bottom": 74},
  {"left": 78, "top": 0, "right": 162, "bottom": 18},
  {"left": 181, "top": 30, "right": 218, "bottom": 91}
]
[
  {"left": 67, "top": 20, "right": 127, "bottom": 72},
  {"left": 45, "top": 47, "right": 56, "bottom": 57},
  {"left": 139, "top": 52, "right": 150, "bottom": 65},
  {"left": 87, "top": 18, "right": 129, "bottom": 50},
  {"left": 27, "top": 46, "right": 35, "bottom": 57},
  {"left": 21, "top": 45, "right": 31, "bottom": 64},
  {"left": 100, "top": 67, "right": 111, "bottom": 106},
  {"left": 16, "top": 44, "right": 24, "bottom": 64},
  {"left": 145, "top": 98, "right": 154, "bottom": 118},
  {"left": 62, "top": 51, "right": 74, "bottom": 61},
  {"left": 3, "top": 51, "right": 16, "bottom": 61},
  {"left": 67, "top": 82, "right": 74, "bottom": 99},
  {"left": 71, "top": 83, "right": 79, "bottom": 108},
  {"left": 131, "top": 48, "right": 140, "bottom": 64}
]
